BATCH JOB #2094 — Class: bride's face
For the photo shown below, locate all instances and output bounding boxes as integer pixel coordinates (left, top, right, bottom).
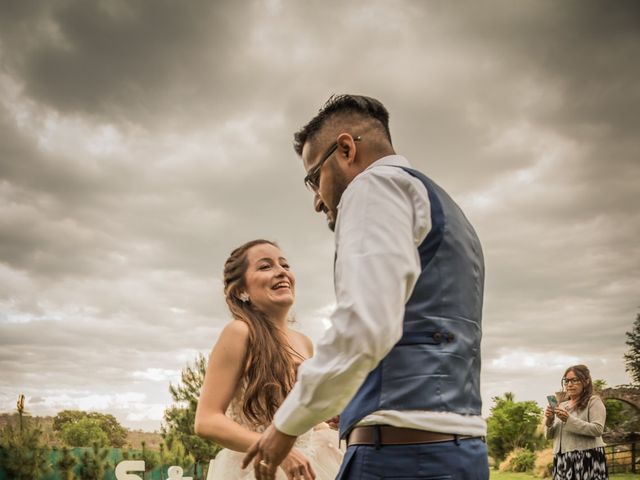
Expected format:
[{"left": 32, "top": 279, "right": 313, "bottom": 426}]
[{"left": 243, "top": 243, "right": 295, "bottom": 313}]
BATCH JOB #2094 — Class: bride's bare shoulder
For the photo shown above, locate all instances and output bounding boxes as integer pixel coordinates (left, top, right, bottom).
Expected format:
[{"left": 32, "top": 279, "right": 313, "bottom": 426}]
[
  {"left": 222, "top": 319, "right": 250, "bottom": 336},
  {"left": 287, "top": 328, "right": 314, "bottom": 358},
  {"left": 213, "top": 320, "right": 250, "bottom": 351}
]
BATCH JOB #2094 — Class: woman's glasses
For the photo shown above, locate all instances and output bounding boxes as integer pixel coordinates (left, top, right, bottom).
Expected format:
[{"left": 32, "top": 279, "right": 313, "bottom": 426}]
[{"left": 562, "top": 378, "right": 582, "bottom": 386}]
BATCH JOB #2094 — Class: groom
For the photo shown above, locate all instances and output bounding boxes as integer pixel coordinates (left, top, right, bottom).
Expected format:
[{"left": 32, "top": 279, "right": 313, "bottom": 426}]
[{"left": 243, "top": 94, "right": 489, "bottom": 479}]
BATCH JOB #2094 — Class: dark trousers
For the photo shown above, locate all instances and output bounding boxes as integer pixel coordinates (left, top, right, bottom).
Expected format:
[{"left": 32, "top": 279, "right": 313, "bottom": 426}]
[{"left": 335, "top": 437, "right": 489, "bottom": 480}]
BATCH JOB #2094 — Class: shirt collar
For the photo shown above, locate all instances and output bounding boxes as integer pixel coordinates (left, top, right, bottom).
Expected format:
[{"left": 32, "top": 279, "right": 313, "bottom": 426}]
[
  {"left": 365, "top": 154, "right": 412, "bottom": 171},
  {"left": 339, "top": 155, "right": 413, "bottom": 211}
]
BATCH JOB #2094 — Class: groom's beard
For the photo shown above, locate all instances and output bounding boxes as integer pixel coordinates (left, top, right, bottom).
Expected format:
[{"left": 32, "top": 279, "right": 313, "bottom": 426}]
[{"left": 325, "top": 166, "right": 350, "bottom": 232}]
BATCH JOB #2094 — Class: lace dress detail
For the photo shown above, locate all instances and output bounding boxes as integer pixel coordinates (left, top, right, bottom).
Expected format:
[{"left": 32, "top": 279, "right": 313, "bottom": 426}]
[{"left": 206, "top": 388, "right": 342, "bottom": 480}]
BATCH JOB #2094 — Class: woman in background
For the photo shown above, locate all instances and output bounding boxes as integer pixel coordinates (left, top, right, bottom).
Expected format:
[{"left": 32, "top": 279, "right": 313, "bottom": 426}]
[
  {"left": 195, "top": 239, "right": 342, "bottom": 480},
  {"left": 545, "top": 364, "right": 608, "bottom": 480}
]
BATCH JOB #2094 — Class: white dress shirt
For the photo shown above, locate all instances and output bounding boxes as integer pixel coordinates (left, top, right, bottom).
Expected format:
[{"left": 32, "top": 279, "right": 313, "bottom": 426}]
[{"left": 274, "top": 155, "right": 486, "bottom": 437}]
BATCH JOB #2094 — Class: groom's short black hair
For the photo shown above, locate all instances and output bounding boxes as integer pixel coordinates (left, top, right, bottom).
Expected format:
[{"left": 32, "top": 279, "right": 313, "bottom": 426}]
[{"left": 293, "top": 94, "right": 392, "bottom": 156}]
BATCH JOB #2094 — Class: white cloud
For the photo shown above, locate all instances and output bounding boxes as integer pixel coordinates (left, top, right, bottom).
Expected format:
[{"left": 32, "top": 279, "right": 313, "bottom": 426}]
[
  {"left": 131, "top": 369, "right": 180, "bottom": 383},
  {"left": 126, "top": 404, "right": 168, "bottom": 423},
  {"left": 489, "top": 349, "right": 580, "bottom": 372}
]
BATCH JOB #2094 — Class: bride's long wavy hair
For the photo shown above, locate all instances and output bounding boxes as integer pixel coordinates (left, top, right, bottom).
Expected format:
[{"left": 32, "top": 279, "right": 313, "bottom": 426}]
[{"left": 223, "top": 239, "right": 303, "bottom": 426}]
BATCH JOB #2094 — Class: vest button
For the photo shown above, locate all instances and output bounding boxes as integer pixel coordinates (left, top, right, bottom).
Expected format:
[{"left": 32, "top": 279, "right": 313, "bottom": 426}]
[
  {"left": 433, "top": 332, "right": 443, "bottom": 343},
  {"left": 447, "top": 333, "right": 455, "bottom": 342}
]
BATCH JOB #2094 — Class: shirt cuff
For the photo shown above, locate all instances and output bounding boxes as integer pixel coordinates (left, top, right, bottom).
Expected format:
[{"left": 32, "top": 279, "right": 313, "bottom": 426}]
[{"left": 273, "top": 395, "right": 318, "bottom": 437}]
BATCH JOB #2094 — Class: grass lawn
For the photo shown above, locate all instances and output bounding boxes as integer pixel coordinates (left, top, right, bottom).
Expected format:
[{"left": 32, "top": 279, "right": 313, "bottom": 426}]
[{"left": 490, "top": 471, "right": 639, "bottom": 480}]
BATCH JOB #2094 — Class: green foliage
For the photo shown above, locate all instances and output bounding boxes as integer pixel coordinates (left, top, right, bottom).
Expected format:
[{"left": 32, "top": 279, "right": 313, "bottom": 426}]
[
  {"left": 55, "top": 445, "right": 79, "bottom": 480},
  {"left": 500, "top": 448, "right": 536, "bottom": 473},
  {"left": 593, "top": 379, "right": 639, "bottom": 432},
  {"left": 604, "top": 399, "right": 640, "bottom": 433},
  {"left": 54, "top": 410, "right": 128, "bottom": 447},
  {"left": 605, "top": 399, "right": 626, "bottom": 430},
  {"left": 123, "top": 441, "right": 160, "bottom": 479},
  {"left": 593, "top": 379, "right": 607, "bottom": 391},
  {"left": 624, "top": 312, "right": 640, "bottom": 384},
  {"left": 61, "top": 417, "right": 110, "bottom": 448},
  {"left": 54, "top": 411, "right": 87, "bottom": 431},
  {"left": 162, "top": 353, "right": 221, "bottom": 480},
  {"left": 0, "top": 398, "right": 50, "bottom": 479},
  {"left": 0, "top": 411, "right": 51, "bottom": 480},
  {"left": 160, "top": 436, "right": 194, "bottom": 471},
  {"left": 487, "top": 392, "right": 546, "bottom": 465},
  {"left": 76, "top": 442, "right": 111, "bottom": 480}
]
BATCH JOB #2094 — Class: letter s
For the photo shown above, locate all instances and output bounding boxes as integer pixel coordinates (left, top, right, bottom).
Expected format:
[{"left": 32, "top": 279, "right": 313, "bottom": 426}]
[{"left": 115, "top": 460, "right": 145, "bottom": 480}]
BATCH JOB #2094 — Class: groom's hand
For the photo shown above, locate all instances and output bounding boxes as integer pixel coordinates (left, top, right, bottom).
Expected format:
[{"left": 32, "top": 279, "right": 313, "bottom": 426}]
[
  {"left": 325, "top": 415, "right": 340, "bottom": 430},
  {"left": 242, "top": 424, "right": 298, "bottom": 480}
]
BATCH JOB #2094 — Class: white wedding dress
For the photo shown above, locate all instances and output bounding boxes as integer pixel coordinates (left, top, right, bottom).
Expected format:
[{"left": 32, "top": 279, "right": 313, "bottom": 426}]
[{"left": 206, "top": 389, "right": 344, "bottom": 480}]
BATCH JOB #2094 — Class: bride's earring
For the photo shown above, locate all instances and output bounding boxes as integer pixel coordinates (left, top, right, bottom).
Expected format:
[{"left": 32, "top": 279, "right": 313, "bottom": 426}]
[{"left": 238, "top": 292, "right": 250, "bottom": 303}]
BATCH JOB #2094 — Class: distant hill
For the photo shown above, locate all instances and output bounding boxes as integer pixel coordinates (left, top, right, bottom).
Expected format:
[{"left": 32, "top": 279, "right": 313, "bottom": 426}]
[
  {"left": 0, "top": 413, "right": 163, "bottom": 450},
  {"left": 126, "top": 429, "right": 164, "bottom": 450}
]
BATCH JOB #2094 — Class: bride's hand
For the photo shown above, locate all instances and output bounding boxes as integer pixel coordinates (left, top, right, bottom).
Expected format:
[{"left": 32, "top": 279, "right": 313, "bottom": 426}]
[{"left": 280, "top": 447, "right": 316, "bottom": 480}]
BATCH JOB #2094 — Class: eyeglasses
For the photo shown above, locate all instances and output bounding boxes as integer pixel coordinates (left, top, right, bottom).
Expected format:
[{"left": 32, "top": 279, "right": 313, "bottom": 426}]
[
  {"left": 562, "top": 378, "right": 582, "bottom": 386},
  {"left": 303, "top": 136, "right": 361, "bottom": 192}
]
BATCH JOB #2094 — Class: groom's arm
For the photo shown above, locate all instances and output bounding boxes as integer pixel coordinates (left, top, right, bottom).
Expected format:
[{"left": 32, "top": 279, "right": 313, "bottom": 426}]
[{"left": 274, "top": 167, "right": 431, "bottom": 436}]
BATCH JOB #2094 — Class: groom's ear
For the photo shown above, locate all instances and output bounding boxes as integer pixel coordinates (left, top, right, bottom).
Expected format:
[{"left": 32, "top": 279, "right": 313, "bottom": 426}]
[
  {"left": 336, "top": 133, "right": 356, "bottom": 162},
  {"left": 336, "top": 133, "right": 358, "bottom": 166}
]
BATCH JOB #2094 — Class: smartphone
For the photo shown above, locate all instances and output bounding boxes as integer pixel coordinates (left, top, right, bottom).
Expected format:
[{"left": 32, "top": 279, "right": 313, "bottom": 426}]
[{"left": 547, "top": 395, "right": 558, "bottom": 408}]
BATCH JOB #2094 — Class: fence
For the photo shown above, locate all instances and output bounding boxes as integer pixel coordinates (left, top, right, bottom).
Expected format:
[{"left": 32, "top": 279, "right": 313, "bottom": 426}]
[
  {"left": 605, "top": 441, "right": 638, "bottom": 474},
  {"left": 0, "top": 447, "right": 207, "bottom": 480}
]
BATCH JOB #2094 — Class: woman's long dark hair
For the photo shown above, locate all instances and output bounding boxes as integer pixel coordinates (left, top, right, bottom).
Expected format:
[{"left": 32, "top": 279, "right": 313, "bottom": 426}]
[
  {"left": 562, "top": 364, "right": 594, "bottom": 411},
  {"left": 223, "top": 239, "right": 303, "bottom": 426}
]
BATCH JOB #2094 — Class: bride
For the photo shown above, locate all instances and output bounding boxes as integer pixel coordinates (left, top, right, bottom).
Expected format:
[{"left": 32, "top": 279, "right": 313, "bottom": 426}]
[{"left": 195, "top": 239, "right": 343, "bottom": 480}]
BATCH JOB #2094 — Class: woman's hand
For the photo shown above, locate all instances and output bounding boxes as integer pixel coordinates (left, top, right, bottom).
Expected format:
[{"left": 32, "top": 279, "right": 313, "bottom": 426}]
[
  {"left": 544, "top": 406, "right": 555, "bottom": 425},
  {"left": 280, "top": 448, "right": 316, "bottom": 480},
  {"left": 555, "top": 406, "right": 569, "bottom": 423}
]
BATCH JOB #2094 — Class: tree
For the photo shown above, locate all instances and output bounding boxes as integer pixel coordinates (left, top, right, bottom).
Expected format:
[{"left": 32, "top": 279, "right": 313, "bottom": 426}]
[
  {"left": 162, "top": 354, "right": 221, "bottom": 480},
  {"left": 159, "top": 437, "right": 194, "bottom": 477},
  {"left": 624, "top": 312, "right": 640, "bottom": 384},
  {"left": 61, "top": 417, "right": 110, "bottom": 447},
  {"left": 486, "top": 392, "right": 546, "bottom": 465},
  {"left": 55, "top": 446, "right": 79, "bottom": 480},
  {"left": 76, "top": 442, "right": 110, "bottom": 480},
  {"left": 121, "top": 441, "right": 160, "bottom": 479},
  {"left": 0, "top": 395, "right": 51, "bottom": 480},
  {"left": 54, "top": 410, "right": 87, "bottom": 431},
  {"left": 593, "top": 379, "right": 607, "bottom": 391},
  {"left": 54, "top": 410, "right": 128, "bottom": 447}
]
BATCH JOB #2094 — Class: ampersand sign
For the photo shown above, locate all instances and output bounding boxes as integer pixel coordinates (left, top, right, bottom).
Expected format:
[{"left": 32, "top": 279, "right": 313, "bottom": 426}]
[{"left": 167, "top": 465, "right": 192, "bottom": 480}]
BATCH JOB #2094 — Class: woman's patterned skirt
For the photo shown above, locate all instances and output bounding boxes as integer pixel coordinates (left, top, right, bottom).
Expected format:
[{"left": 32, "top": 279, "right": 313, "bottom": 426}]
[{"left": 553, "top": 447, "right": 608, "bottom": 480}]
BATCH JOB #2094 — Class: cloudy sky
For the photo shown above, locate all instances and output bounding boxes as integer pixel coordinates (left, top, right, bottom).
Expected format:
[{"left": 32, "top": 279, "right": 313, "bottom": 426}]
[{"left": 1, "top": 0, "right": 639, "bottom": 432}]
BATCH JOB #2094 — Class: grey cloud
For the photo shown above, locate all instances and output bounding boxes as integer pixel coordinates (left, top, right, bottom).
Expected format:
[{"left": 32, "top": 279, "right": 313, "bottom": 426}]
[
  {"left": 1, "top": 0, "right": 638, "bottom": 427},
  {"left": 1, "top": 0, "right": 243, "bottom": 124}
]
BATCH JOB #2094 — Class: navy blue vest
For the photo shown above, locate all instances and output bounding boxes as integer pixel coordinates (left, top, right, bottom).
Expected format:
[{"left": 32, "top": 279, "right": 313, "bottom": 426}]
[{"left": 339, "top": 166, "right": 484, "bottom": 438}]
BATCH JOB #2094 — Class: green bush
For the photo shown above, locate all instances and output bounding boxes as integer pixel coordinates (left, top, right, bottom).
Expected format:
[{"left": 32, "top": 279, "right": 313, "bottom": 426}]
[
  {"left": 61, "top": 418, "right": 109, "bottom": 447},
  {"left": 499, "top": 448, "right": 537, "bottom": 473},
  {"left": 487, "top": 393, "right": 545, "bottom": 464}
]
